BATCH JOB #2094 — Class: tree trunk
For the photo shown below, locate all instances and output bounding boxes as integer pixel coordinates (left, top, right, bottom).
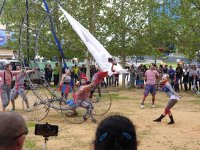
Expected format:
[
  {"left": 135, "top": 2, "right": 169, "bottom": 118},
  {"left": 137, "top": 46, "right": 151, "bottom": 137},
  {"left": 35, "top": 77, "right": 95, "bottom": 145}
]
[
  {"left": 121, "top": 55, "right": 126, "bottom": 88},
  {"left": 120, "top": 0, "right": 126, "bottom": 88}
]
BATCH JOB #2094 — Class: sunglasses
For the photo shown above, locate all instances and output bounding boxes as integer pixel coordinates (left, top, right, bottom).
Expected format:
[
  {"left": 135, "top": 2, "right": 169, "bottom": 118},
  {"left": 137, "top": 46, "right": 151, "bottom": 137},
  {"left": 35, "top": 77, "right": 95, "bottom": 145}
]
[{"left": 12, "top": 127, "right": 29, "bottom": 140}]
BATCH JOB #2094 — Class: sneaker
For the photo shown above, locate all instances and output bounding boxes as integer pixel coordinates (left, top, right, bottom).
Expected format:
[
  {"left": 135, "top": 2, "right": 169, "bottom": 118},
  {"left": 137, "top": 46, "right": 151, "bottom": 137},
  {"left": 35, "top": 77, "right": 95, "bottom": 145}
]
[
  {"left": 140, "top": 104, "right": 144, "bottom": 109},
  {"left": 152, "top": 105, "right": 155, "bottom": 108},
  {"left": 168, "top": 120, "right": 175, "bottom": 125},
  {"left": 10, "top": 107, "right": 15, "bottom": 111},
  {"left": 92, "top": 119, "right": 97, "bottom": 123},
  {"left": 26, "top": 108, "right": 31, "bottom": 112},
  {"left": 83, "top": 116, "right": 87, "bottom": 121}
]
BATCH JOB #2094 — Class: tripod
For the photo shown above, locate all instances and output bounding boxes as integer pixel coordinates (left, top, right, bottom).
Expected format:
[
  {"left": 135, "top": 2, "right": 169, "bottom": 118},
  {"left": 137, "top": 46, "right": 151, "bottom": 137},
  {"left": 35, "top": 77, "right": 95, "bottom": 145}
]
[{"left": 43, "top": 136, "right": 49, "bottom": 150}]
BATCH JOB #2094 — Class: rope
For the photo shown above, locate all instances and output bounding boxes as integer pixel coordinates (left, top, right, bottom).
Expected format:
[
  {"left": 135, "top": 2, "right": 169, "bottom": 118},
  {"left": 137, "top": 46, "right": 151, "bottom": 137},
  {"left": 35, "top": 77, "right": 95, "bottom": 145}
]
[{"left": 42, "top": 0, "right": 67, "bottom": 68}]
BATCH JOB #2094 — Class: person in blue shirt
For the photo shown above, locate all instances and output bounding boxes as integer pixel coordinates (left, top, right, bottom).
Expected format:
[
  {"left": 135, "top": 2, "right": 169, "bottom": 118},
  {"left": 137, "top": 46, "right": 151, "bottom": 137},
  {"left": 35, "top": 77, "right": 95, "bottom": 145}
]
[{"left": 167, "top": 65, "right": 175, "bottom": 88}]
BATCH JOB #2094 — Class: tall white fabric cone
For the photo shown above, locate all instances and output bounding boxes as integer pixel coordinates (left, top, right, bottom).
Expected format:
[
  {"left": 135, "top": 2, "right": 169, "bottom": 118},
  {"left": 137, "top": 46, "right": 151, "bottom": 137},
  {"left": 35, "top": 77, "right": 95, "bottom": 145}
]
[{"left": 59, "top": 6, "right": 127, "bottom": 75}]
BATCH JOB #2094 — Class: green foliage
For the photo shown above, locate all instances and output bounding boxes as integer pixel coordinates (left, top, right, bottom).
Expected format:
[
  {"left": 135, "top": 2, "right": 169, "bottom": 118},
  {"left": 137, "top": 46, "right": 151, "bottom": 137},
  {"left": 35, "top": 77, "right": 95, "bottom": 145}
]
[{"left": 1, "top": 0, "right": 200, "bottom": 64}]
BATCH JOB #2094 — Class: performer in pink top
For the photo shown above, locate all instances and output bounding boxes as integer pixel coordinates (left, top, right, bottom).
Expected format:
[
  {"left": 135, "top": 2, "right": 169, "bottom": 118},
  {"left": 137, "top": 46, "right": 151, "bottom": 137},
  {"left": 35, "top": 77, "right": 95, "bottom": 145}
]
[
  {"left": 140, "top": 63, "right": 159, "bottom": 109},
  {"left": 0, "top": 64, "right": 22, "bottom": 111}
]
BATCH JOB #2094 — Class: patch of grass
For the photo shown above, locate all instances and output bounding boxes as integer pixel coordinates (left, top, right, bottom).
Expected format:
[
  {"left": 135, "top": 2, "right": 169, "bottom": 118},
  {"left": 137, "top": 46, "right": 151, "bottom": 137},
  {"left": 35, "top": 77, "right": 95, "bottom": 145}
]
[
  {"left": 110, "top": 93, "right": 130, "bottom": 100},
  {"left": 24, "top": 139, "right": 36, "bottom": 149},
  {"left": 26, "top": 121, "right": 36, "bottom": 128}
]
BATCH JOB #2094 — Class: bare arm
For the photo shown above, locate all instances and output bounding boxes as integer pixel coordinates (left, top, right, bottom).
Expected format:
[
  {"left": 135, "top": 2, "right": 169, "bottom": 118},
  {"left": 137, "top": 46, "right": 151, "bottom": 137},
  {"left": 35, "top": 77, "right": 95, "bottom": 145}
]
[
  {"left": 26, "top": 69, "right": 35, "bottom": 74},
  {"left": 11, "top": 70, "right": 23, "bottom": 74},
  {"left": 78, "top": 82, "right": 95, "bottom": 94},
  {"left": 59, "top": 74, "right": 65, "bottom": 86},
  {"left": 166, "top": 82, "right": 180, "bottom": 97},
  {"left": 0, "top": 71, "right": 3, "bottom": 77}
]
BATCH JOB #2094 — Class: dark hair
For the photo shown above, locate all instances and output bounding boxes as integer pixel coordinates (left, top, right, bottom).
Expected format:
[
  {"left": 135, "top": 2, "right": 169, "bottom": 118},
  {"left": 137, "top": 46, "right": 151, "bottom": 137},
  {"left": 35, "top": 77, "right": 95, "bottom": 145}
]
[
  {"left": 94, "top": 115, "right": 137, "bottom": 150},
  {"left": 5, "top": 64, "right": 11, "bottom": 69},
  {"left": 108, "top": 57, "right": 113, "bottom": 62},
  {"left": 151, "top": 63, "right": 156, "bottom": 68}
]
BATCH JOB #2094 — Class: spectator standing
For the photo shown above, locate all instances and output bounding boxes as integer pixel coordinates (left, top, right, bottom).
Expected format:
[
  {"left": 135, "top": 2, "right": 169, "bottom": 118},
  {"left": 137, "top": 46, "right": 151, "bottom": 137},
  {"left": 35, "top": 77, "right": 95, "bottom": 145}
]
[
  {"left": 130, "top": 65, "right": 136, "bottom": 87},
  {"left": 94, "top": 115, "right": 137, "bottom": 150},
  {"left": 90, "top": 65, "right": 97, "bottom": 80},
  {"left": 125, "top": 66, "right": 130, "bottom": 82},
  {"left": 73, "top": 64, "right": 79, "bottom": 83},
  {"left": 70, "top": 66, "right": 75, "bottom": 87},
  {"left": 191, "top": 66, "right": 198, "bottom": 91},
  {"left": 173, "top": 74, "right": 179, "bottom": 92},
  {"left": 167, "top": 65, "right": 175, "bottom": 87},
  {"left": 80, "top": 64, "right": 87, "bottom": 75},
  {"left": 0, "top": 112, "right": 28, "bottom": 150},
  {"left": 163, "top": 65, "right": 168, "bottom": 74},
  {"left": 189, "top": 65, "right": 198, "bottom": 91},
  {"left": 136, "top": 65, "right": 144, "bottom": 89},
  {"left": 48, "top": 64, "right": 53, "bottom": 84},
  {"left": 53, "top": 62, "right": 60, "bottom": 86},
  {"left": 198, "top": 67, "right": 200, "bottom": 90},
  {"left": 44, "top": 64, "right": 49, "bottom": 82},
  {"left": 176, "top": 64, "right": 183, "bottom": 89},
  {"left": 183, "top": 68, "right": 189, "bottom": 92},
  {"left": 114, "top": 72, "right": 119, "bottom": 87}
]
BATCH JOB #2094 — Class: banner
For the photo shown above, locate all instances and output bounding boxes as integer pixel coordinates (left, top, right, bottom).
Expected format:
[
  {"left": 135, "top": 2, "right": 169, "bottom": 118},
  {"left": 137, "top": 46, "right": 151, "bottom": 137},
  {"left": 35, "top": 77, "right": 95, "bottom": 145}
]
[
  {"left": 59, "top": 6, "right": 127, "bottom": 75},
  {"left": 0, "top": 30, "right": 14, "bottom": 46}
]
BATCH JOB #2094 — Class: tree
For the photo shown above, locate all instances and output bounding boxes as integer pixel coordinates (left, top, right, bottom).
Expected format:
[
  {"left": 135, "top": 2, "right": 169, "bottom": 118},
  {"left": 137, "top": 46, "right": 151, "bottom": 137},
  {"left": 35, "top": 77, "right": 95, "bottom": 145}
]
[
  {"left": 98, "top": 0, "right": 150, "bottom": 87},
  {"left": 172, "top": 0, "right": 200, "bottom": 62}
]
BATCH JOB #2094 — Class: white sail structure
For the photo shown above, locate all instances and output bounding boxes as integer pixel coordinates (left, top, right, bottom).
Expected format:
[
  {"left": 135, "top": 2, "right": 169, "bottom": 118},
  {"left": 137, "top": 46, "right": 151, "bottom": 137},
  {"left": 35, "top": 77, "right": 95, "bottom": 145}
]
[{"left": 59, "top": 6, "right": 127, "bottom": 75}]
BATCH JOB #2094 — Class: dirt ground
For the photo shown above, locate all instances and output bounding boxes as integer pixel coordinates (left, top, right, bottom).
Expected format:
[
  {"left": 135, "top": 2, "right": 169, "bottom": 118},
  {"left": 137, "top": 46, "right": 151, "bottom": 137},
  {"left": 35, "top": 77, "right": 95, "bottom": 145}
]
[{"left": 4, "top": 87, "right": 200, "bottom": 150}]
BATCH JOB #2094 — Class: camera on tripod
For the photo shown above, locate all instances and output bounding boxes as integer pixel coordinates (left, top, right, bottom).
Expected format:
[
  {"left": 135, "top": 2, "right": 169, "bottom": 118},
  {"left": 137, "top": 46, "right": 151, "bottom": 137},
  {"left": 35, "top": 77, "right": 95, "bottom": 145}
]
[
  {"left": 35, "top": 122, "right": 59, "bottom": 150},
  {"left": 35, "top": 122, "right": 58, "bottom": 137},
  {"left": 108, "top": 57, "right": 117, "bottom": 65}
]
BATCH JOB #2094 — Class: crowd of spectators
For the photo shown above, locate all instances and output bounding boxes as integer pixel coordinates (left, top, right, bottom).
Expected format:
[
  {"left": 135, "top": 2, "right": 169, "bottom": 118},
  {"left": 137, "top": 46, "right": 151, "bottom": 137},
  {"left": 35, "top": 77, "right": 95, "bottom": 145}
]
[
  {"left": 44, "top": 61, "right": 200, "bottom": 93},
  {"left": 126, "top": 63, "right": 200, "bottom": 93}
]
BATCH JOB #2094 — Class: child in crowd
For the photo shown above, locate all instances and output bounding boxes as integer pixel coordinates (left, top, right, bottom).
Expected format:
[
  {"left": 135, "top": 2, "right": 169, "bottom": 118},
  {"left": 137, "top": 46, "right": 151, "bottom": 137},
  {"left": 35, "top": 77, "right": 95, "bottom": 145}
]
[
  {"left": 173, "top": 73, "right": 179, "bottom": 92},
  {"left": 183, "top": 68, "right": 189, "bottom": 92}
]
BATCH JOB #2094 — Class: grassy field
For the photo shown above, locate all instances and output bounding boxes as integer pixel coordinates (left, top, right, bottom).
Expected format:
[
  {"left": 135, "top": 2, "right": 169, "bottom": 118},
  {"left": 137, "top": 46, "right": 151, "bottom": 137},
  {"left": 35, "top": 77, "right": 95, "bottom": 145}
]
[{"left": 4, "top": 87, "right": 200, "bottom": 150}]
